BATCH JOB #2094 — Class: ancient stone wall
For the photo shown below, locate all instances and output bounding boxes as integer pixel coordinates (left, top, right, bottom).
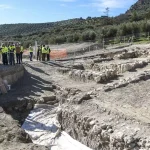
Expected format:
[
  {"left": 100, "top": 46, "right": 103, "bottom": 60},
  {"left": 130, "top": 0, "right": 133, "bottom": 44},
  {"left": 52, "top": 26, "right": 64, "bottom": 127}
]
[
  {"left": 114, "top": 48, "right": 150, "bottom": 59},
  {"left": 68, "top": 69, "right": 117, "bottom": 83},
  {"left": 0, "top": 65, "right": 24, "bottom": 85},
  {"left": 59, "top": 108, "right": 150, "bottom": 150},
  {"left": 90, "top": 60, "right": 149, "bottom": 74}
]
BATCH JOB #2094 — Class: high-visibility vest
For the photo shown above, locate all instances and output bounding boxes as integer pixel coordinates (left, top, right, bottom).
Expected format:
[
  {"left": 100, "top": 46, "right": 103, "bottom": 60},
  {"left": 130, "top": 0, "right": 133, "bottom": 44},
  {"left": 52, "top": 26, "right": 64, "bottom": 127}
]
[
  {"left": 9, "top": 46, "right": 15, "bottom": 53},
  {"left": 29, "top": 47, "right": 33, "bottom": 52},
  {"left": 42, "top": 47, "right": 47, "bottom": 54},
  {"left": 8, "top": 46, "right": 11, "bottom": 52},
  {"left": 21, "top": 46, "right": 24, "bottom": 52},
  {"left": 2, "top": 46, "right": 8, "bottom": 53},
  {"left": 46, "top": 48, "right": 51, "bottom": 54}
]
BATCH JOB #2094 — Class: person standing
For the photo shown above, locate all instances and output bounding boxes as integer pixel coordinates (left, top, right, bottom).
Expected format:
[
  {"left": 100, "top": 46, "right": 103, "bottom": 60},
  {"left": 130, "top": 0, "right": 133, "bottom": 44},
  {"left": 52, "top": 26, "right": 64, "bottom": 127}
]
[
  {"left": 2, "top": 44, "right": 8, "bottom": 65},
  {"left": 15, "top": 43, "right": 21, "bottom": 64},
  {"left": 42, "top": 45, "right": 47, "bottom": 61},
  {"left": 9, "top": 43, "right": 15, "bottom": 65},
  {"left": 20, "top": 44, "right": 24, "bottom": 63},
  {"left": 46, "top": 46, "right": 51, "bottom": 61},
  {"left": 8, "top": 43, "right": 11, "bottom": 65},
  {"left": 0, "top": 46, "right": 2, "bottom": 63},
  {"left": 37, "top": 45, "right": 42, "bottom": 61},
  {"left": 29, "top": 45, "right": 33, "bottom": 61}
]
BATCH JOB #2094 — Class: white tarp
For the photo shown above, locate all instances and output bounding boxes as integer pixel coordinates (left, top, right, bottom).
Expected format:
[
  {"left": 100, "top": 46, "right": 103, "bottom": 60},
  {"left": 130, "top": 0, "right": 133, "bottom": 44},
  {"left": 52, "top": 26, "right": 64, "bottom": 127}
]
[{"left": 22, "top": 104, "right": 92, "bottom": 150}]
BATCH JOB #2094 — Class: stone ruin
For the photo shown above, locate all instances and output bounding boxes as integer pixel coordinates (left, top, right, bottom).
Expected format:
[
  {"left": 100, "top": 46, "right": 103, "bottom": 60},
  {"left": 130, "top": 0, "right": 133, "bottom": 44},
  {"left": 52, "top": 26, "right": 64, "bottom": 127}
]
[
  {"left": 57, "top": 58, "right": 150, "bottom": 84},
  {"left": 68, "top": 69, "right": 117, "bottom": 83}
]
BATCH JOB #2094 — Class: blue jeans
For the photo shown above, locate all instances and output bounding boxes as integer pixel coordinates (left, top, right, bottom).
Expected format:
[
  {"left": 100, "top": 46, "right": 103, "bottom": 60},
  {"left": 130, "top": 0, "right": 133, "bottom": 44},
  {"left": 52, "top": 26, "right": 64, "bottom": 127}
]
[
  {"left": 30, "top": 52, "right": 33, "bottom": 61},
  {"left": 9, "top": 53, "right": 15, "bottom": 65},
  {"left": 2, "top": 53, "right": 8, "bottom": 65},
  {"left": 16, "top": 53, "right": 20, "bottom": 64}
]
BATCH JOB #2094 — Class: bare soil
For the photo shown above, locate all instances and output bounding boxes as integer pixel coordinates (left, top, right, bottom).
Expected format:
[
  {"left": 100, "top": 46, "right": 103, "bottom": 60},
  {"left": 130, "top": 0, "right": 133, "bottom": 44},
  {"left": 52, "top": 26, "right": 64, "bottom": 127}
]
[{"left": 1, "top": 43, "right": 150, "bottom": 149}]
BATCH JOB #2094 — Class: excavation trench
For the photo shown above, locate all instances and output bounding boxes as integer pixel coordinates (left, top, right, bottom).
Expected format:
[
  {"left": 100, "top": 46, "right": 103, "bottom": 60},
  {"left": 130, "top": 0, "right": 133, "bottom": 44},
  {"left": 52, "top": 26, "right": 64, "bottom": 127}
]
[
  {"left": 3, "top": 95, "right": 93, "bottom": 150},
  {"left": 1, "top": 98, "right": 148, "bottom": 150},
  {"left": 4, "top": 96, "right": 148, "bottom": 150},
  {"left": 21, "top": 103, "right": 92, "bottom": 150}
]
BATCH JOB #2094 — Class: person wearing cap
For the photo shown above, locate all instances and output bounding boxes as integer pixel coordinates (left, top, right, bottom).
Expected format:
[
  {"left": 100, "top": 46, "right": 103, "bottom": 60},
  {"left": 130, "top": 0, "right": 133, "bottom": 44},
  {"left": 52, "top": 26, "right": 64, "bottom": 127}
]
[{"left": 29, "top": 45, "right": 33, "bottom": 61}]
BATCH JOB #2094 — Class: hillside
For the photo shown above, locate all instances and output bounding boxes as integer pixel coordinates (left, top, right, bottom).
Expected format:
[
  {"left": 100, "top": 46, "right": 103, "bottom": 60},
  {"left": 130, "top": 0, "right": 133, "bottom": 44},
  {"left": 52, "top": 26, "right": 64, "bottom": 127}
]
[
  {"left": 126, "top": 0, "right": 150, "bottom": 16},
  {"left": 1, "top": 0, "right": 150, "bottom": 47},
  {"left": 0, "top": 19, "right": 84, "bottom": 36},
  {"left": 115, "top": 0, "right": 150, "bottom": 23}
]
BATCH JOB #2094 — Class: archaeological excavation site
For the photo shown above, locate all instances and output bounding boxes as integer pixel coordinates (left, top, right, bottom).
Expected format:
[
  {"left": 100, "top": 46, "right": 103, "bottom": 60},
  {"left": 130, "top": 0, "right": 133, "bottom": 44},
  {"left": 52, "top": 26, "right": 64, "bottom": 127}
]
[{"left": 1, "top": 43, "right": 150, "bottom": 150}]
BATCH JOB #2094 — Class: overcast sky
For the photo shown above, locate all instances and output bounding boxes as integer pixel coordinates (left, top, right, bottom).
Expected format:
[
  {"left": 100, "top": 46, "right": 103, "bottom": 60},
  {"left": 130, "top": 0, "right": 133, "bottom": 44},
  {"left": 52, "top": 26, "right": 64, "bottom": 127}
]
[{"left": 0, "top": 0, "right": 138, "bottom": 24}]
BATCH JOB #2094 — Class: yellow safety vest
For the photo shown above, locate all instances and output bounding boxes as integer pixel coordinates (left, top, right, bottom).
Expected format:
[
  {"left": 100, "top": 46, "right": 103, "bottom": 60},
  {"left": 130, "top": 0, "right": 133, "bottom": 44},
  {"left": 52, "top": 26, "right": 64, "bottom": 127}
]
[
  {"left": 21, "top": 46, "right": 24, "bottom": 52},
  {"left": 42, "top": 47, "right": 47, "bottom": 54},
  {"left": 2, "top": 46, "right": 8, "bottom": 53},
  {"left": 46, "top": 48, "right": 51, "bottom": 54},
  {"left": 9, "top": 46, "right": 15, "bottom": 53},
  {"left": 9, "top": 46, "right": 11, "bottom": 51},
  {"left": 29, "top": 47, "right": 33, "bottom": 52}
]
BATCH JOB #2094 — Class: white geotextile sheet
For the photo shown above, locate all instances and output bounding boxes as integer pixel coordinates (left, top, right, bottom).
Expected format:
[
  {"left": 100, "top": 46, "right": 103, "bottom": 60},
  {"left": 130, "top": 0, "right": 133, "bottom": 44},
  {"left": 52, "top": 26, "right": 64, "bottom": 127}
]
[{"left": 22, "top": 104, "right": 92, "bottom": 150}]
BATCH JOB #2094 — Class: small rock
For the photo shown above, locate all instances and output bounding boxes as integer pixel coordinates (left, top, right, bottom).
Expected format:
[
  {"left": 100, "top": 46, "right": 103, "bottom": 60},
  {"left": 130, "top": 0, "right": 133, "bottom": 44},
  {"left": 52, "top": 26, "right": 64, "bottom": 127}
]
[
  {"left": 128, "top": 143, "right": 136, "bottom": 149},
  {"left": 101, "top": 124, "right": 107, "bottom": 130},
  {"left": 107, "top": 125, "right": 112, "bottom": 130},
  {"left": 43, "top": 95, "right": 56, "bottom": 103},
  {"left": 101, "top": 130, "right": 109, "bottom": 141},
  {"left": 89, "top": 120, "right": 96, "bottom": 126},
  {"left": 26, "top": 102, "right": 33, "bottom": 110},
  {"left": 108, "top": 129, "right": 113, "bottom": 133},
  {"left": 109, "top": 118, "right": 113, "bottom": 122},
  {"left": 103, "top": 108, "right": 106, "bottom": 112},
  {"left": 108, "top": 111, "right": 111, "bottom": 115},
  {"left": 0, "top": 107, "right": 4, "bottom": 113},
  {"left": 0, "top": 137, "right": 4, "bottom": 143},
  {"left": 113, "top": 132, "right": 124, "bottom": 141},
  {"left": 92, "top": 125, "right": 102, "bottom": 134},
  {"left": 72, "top": 93, "right": 91, "bottom": 104}
]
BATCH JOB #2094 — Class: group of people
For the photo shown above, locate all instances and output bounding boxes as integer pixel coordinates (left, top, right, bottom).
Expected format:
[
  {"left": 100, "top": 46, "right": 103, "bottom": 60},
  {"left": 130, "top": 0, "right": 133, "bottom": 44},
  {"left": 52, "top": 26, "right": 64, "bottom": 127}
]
[
  {"left": 37, "top": 45, "right": 51, "bottom": 61},
  {"left": 0, "top": 43, "right": 51, "bottom": 65},
  {"left": 0, "top": 43, "right": 24, "bottom": 65}
]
